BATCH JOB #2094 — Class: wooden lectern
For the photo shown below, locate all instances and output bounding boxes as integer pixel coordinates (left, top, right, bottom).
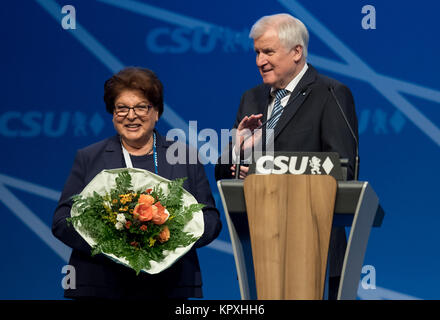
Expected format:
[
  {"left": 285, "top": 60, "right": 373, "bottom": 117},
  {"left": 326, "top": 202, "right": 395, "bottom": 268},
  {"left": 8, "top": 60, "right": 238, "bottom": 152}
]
[{"left": 217, "top": 175, "right": 384, "bottom": 300}]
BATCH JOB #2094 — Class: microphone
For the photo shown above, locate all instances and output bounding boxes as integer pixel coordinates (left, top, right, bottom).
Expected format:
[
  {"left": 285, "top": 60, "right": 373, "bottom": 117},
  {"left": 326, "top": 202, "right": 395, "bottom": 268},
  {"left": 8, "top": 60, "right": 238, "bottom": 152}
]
[
  {"left": 328, "top": 86, "right": 359, "bottom": 181},
  {"left": 234, "top": 87, "right": 308, "bottom": 179}
]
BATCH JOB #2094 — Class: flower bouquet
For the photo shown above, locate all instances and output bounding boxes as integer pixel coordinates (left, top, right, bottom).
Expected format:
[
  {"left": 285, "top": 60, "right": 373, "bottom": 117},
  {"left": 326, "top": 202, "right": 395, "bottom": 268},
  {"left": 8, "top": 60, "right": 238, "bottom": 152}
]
[{"left": 68, "top": 168, "right": 204, "bottom": 275}]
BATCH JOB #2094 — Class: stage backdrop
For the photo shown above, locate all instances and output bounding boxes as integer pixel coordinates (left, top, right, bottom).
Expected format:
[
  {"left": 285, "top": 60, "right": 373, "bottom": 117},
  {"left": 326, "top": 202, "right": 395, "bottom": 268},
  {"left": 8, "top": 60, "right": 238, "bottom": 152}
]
[{"left": 1, "top": 0, "right": 439, "bottom": 300}]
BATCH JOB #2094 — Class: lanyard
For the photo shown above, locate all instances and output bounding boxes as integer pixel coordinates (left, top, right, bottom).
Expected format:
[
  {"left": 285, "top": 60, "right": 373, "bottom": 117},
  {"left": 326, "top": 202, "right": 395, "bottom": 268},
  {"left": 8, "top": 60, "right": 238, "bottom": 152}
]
[{"left": 121, "top": 132, "right": 158, "bottom": 174}]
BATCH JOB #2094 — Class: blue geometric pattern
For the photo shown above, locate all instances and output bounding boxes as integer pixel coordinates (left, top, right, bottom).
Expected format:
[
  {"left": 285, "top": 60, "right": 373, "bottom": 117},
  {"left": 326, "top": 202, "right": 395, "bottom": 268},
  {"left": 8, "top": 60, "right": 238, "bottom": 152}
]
[{"left": 1, "top": 0, "right": 438, "bottom": 300}]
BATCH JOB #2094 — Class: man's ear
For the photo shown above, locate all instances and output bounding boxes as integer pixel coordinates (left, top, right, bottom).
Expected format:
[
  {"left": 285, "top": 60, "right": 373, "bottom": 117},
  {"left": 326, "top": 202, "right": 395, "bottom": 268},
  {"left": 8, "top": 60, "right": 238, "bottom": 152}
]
[{"left": 292, "top": 45, "right": 303, "bottom": 63}]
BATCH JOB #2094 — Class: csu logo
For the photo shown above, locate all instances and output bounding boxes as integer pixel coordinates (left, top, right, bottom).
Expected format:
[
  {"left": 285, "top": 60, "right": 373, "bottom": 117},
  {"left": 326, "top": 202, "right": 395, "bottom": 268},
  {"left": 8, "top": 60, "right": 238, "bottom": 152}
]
[
  {"left": 0, "top": 111, "right": 105, "bottom": 137},
  {"left": 146, "top": 27, "right": 253, "bottom": 54},
  {"left": 253, "top": 151, "right": 345, "bottom": 180},
  {"left": 255, "top": 154, "right": 338, "bottom": 177}
]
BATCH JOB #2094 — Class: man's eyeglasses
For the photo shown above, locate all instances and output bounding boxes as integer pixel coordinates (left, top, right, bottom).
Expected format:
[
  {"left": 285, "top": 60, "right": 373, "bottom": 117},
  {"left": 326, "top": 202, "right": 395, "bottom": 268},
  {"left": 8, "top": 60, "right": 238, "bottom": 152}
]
[{"left": 114, "top": 105, "right": 153, "bottom": 117}]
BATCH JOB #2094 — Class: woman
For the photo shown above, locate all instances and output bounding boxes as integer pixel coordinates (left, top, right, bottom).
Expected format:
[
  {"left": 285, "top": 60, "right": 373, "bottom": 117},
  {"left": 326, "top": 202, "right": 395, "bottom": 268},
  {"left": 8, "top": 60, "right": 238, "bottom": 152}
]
[{"left": 52, "top": 67, "right": 222, "bottom": 299}]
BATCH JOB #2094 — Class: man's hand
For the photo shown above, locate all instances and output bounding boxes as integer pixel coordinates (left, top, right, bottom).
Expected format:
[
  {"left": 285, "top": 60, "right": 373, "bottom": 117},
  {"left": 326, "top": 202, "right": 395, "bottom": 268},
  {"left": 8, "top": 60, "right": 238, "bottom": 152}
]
[
  {"left": 230, "top": 164, "right": 249, "bottom": 179},
  {"left": 235, "top": 114, "right": 263, "bottom": 157}
]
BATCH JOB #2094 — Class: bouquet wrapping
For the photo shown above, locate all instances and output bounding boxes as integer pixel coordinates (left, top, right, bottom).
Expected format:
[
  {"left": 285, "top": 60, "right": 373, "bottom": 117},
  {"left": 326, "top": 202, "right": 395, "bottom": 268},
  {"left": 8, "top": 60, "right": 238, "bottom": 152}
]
[{"left": 68, "top": 168, "right": 204, "bottom": 274}]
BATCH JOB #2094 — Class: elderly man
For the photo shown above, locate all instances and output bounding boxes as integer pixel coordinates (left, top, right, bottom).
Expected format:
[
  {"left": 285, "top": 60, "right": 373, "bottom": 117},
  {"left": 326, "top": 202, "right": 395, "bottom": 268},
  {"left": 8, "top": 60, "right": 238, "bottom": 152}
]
[{"left": 215, "top": 13, "right": 358, "bottom": 299}]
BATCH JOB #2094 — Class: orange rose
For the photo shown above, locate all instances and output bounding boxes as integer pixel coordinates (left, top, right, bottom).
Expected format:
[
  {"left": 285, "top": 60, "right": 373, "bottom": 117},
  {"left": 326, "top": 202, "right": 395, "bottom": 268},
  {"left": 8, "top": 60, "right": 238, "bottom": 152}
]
[
  {"left": 139, "top": 194, "right": 154, "bottom": 206},
  {"left": 158, "top": 226, "right": 170, "bottom": 243},
  {"left": 132, "top": 194, "right": 155, "bottom": 222},
  {"left": 133, "top": 204, "right": 152, "bottom": 222},
  {"left": 151, "top": 201, "right": 168, "bottom": 225}
]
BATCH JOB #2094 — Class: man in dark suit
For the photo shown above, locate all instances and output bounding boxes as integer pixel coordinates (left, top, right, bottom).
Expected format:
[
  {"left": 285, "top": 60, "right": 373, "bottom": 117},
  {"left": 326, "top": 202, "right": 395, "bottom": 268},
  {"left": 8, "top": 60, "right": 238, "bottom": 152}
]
[{"left": 215, "top": 13, "right": 358, "bottom": 299}]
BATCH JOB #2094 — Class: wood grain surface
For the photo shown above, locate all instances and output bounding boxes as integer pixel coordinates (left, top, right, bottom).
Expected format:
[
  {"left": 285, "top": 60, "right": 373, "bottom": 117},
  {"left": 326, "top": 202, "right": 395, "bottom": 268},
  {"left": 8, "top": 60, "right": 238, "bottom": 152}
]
[{"left": 243, "top": 175, "right": 337, "bottom": 299}]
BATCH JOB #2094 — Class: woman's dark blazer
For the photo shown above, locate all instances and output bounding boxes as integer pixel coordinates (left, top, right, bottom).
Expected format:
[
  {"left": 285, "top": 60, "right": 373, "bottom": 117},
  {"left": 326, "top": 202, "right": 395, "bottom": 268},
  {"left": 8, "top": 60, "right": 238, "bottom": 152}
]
[{"left": 52, "top": 131, "right": 222, "bottom": 299}]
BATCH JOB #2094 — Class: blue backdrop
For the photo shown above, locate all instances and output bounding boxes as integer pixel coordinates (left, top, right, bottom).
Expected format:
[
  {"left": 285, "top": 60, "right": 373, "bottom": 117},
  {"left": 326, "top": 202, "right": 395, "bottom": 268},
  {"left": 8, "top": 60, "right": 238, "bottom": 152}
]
[{"left": 1, "top": 0, "right": 439, "bottom": 300}]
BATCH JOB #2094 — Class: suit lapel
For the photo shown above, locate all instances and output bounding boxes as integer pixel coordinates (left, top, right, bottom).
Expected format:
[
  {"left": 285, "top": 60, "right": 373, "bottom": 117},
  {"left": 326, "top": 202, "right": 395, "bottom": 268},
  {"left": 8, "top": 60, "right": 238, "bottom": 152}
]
[
  {"left": 273, "top": 65, "right": 317, "bottom": 139},
  {"left": 258, "top": 85, "right": 272, "bottom": 123},
  {"left": 103, "top": 135, "right": 125, "bottom": 169}
]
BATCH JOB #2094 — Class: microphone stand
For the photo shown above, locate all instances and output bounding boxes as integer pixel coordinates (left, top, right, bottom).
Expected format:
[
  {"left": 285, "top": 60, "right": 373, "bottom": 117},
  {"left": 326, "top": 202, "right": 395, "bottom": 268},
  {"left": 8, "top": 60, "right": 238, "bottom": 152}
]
[{"left": 328, "top": 86, "right": 359, "bottom": 181}]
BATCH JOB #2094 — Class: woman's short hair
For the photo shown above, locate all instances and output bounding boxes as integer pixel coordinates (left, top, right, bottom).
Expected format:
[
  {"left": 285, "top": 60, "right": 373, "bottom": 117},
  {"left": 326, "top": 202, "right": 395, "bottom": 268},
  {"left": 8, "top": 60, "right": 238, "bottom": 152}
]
[
  {"left": 249, "top": 13, "right": 309, "bottom": 58},
  {"left": 104, "top": 67, "right": 164, "bottom": 117}
]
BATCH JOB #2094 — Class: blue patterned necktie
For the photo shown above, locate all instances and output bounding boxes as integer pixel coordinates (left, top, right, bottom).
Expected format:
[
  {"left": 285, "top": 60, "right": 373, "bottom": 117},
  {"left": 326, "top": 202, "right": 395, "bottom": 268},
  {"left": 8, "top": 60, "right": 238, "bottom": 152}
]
[{"left": 266, "top": 89, "right": 289, "bottom": 145}]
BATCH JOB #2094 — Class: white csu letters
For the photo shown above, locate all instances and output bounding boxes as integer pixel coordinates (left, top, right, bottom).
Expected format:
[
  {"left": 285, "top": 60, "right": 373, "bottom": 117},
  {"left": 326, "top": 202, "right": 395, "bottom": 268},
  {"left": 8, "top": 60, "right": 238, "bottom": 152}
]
[{"left": 256, "top": 155, "right": 309, "bottom": 174}]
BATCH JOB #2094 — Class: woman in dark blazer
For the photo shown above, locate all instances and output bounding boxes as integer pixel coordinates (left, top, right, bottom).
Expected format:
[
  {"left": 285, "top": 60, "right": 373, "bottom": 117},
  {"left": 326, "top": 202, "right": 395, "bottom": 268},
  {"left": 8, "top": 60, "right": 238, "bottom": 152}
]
[{"left": 52, "top": 67, "right": 222, "bottom": 299}]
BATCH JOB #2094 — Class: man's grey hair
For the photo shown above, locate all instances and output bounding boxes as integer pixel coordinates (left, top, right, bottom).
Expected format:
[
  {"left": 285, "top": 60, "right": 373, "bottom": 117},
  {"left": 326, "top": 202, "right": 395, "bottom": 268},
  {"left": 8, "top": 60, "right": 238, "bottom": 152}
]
[{"left": 249, "top": 13, "right": 309, "bottom": 58}]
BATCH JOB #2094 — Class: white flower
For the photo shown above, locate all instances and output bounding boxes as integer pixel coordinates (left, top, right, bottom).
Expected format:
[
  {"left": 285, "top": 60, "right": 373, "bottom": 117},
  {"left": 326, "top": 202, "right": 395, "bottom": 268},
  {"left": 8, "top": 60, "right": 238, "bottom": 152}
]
[
  {"left": 115, "top": 222, "right": 124, "bottom": 230},
  {"left": 116, "top": 213, "right": 126, "bottom": 223}
]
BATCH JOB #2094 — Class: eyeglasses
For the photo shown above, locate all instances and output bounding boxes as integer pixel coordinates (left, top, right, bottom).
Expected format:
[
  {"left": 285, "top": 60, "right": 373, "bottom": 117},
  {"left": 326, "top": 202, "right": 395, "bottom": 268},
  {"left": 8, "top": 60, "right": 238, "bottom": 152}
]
[{"left": 114, "top": 105, "right": 153, "bottom": 117}]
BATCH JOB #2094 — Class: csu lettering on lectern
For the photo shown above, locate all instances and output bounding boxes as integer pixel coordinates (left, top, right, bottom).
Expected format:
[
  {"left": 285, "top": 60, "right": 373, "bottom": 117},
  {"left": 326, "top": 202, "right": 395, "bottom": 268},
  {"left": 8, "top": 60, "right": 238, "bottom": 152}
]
[
  {"left": 255, "top": 154, "right": 339, "bottom": 177},
  {"left": 256, "top": 155, "right": 309, "bottom": 174}
]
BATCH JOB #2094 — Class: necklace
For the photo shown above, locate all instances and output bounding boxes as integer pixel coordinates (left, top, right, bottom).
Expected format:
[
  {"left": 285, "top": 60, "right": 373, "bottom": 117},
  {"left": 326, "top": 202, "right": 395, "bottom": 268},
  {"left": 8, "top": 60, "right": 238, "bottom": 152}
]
[{"left": 121, "top": 132, "right": 158, "bottom": 174}]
